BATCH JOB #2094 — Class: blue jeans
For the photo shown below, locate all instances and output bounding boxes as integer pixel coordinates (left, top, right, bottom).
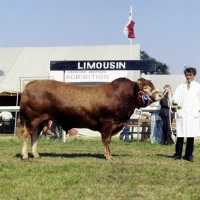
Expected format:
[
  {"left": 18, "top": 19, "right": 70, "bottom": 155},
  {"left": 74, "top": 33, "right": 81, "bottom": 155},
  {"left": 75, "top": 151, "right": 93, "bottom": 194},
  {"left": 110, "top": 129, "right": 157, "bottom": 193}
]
[
  {"left": 119, "top": 125, "right": 130, "bottom": 141},
  {"left": 150, "top": 113, "right": 163, "bottom": 143}
]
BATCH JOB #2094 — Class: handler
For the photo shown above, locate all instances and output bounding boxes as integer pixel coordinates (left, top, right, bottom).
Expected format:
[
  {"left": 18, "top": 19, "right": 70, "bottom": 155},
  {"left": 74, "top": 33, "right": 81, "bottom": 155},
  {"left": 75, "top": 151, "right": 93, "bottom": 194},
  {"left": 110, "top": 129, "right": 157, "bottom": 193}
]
[{"left": 173, "top": 67, "right": 200, "bottom": 162}]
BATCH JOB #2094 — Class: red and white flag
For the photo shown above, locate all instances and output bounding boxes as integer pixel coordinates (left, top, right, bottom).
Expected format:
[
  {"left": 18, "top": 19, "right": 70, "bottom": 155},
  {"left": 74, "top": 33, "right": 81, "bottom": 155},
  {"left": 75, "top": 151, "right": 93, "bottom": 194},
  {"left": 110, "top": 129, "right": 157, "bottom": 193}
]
[{"left": 123, "top": 6, "right": 135, "bottom": 39}]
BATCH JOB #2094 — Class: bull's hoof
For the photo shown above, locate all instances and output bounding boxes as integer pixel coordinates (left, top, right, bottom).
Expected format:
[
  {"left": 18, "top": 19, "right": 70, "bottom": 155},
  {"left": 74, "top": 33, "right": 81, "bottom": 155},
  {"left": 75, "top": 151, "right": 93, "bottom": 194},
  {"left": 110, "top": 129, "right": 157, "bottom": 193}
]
[
  {"left": 34, "top": 156, "right": 41, "bottom": 159},
  {"left": 104, "top": 155, "right": 113, "bottom": 160},
  {"left": 21, "top": 156, "right": 29, "bottom": 160},
  {"left": 31, "top": 154, "right": 41, "bottom": 159},
  {"left": 20, "top": 153, "right": 29, "bottom": 160}
]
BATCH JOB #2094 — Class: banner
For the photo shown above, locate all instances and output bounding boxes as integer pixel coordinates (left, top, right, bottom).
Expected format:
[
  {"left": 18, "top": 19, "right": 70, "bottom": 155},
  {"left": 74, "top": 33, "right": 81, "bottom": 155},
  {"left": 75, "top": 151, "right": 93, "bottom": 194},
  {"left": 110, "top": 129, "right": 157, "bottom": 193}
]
[{"left": 50, "top": 70, "right": 128, "bottom": 83}]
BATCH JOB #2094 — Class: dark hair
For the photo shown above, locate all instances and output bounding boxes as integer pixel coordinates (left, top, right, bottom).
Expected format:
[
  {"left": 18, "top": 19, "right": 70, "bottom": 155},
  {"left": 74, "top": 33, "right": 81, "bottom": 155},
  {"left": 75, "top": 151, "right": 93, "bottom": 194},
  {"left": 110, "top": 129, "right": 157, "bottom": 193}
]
[{"left": 184, "top": 67, "right": 197, "bottom": 76}]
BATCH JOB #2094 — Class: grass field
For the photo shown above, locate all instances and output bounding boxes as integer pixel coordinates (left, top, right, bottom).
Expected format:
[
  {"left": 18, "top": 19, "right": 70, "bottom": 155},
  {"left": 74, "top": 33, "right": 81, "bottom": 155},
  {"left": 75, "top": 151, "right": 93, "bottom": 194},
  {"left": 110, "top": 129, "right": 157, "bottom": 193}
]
[{"left": 0, "top": 135, "right": 200, "bottom": 200}]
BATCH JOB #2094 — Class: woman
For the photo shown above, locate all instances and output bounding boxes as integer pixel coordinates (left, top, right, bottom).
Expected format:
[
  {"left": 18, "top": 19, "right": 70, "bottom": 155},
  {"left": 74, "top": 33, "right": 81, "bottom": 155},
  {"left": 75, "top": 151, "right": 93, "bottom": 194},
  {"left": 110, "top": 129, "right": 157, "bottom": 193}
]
[{"left": 159, "top": 85, "right": 175, "bottom": 145}]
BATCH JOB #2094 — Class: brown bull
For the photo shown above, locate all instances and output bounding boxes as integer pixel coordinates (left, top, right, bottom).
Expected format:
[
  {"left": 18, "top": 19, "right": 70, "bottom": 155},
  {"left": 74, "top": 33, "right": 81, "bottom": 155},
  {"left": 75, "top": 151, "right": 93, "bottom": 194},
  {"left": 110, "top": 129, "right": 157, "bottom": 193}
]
[{"left": 18, "top": 77, "right": 162, "bottom": 160}]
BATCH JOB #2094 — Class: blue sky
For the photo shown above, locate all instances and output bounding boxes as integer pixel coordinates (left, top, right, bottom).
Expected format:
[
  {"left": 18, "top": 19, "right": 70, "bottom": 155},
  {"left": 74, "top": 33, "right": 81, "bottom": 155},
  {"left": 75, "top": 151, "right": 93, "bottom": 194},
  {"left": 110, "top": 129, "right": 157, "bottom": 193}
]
[{"left": 0, "top": 0, "right": 200, "bottom": 82}]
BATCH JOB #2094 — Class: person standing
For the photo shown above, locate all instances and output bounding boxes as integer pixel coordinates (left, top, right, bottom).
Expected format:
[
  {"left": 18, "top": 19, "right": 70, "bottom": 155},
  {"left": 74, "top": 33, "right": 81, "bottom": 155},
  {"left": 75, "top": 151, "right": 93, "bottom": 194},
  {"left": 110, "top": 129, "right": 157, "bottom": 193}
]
[
  {"left": 173, "top": 67, "right": 200, "bottom": 162},
  {"left": 119, "top": 125, "right": 130, "bottom": 142},
  {"left": 149, "top": 101, "right": 163, "bottom": 143},
  {"left": 159, "top": 85, "right": 175, "bottom": 145}
]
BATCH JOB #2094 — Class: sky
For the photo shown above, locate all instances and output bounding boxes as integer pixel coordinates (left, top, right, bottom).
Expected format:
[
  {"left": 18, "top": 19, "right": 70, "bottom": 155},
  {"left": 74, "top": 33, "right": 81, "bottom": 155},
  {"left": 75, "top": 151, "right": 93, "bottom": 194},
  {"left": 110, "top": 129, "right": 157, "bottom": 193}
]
[{"left": 0, "top": 0, "right": 200, "bottom": 82}]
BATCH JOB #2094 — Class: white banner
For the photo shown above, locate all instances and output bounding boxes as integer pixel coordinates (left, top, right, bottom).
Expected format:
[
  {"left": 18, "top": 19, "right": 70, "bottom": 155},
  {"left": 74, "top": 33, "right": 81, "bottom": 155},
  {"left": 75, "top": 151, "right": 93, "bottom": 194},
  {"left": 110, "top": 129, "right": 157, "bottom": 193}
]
[{"left": 50, "top": 70, "right": 128, "bottom": 82}]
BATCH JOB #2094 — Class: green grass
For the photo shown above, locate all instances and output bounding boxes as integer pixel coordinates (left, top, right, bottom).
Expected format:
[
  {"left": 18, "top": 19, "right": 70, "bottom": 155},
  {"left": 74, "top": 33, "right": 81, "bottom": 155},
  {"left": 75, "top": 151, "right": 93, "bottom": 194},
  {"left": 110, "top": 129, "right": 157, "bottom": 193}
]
[{"left": 1, "top": 135, "right": 200, "bottom": 200}]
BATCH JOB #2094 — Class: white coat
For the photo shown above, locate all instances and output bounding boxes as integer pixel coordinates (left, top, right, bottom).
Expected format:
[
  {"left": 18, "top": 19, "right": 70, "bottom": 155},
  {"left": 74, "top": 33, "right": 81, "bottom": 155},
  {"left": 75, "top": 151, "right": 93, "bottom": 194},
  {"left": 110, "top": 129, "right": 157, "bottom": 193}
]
[{"left": 173, "top": 80, "right": 200, "bottom": 137}]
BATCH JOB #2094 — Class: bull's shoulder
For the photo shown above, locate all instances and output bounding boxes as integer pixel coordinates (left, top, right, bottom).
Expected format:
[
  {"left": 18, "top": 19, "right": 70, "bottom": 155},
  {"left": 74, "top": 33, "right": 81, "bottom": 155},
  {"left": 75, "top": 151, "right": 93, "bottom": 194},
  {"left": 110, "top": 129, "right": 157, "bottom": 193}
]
[{"left": 110, "top": 77, "right": 136, "bottom": 90}]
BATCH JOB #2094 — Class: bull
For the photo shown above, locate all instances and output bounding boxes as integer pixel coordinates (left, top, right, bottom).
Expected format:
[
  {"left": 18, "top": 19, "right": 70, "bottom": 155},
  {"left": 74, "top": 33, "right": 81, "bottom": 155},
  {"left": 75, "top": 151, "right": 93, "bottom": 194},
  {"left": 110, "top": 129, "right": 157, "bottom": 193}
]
[{"left": 18, "top": 77, "right": 162, "bottom": 160}]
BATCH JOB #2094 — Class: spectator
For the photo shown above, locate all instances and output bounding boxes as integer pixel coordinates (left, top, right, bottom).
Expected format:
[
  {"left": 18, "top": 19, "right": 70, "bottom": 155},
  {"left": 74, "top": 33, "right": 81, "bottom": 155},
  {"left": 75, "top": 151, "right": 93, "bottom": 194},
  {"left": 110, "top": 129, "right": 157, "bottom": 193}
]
[
  {"left": 40, "top": 120, "right": 60, "bottom": 139},
  {"left": 119, "top": 125, "right": 130, "bottom": 142},
  {"left": 173, "top": 67, "right": 200, "bottom": 162},
  {"left": 149, "top": 101, "right": 163, "bottom": 144},
  {"left": 159, "top": 85, "right": 175, "bottom": 145}
]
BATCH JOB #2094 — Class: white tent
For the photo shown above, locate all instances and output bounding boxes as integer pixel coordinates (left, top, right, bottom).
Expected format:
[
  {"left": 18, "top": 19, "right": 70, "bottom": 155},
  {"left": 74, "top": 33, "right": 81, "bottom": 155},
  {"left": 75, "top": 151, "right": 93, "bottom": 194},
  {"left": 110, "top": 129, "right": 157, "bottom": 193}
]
[
  {"left": 0, "top": 45, "right": 185, "bottom": 94},
  {"left": 142, "top": 74, "right": 185, "bottom": 93},
  {"left": 0, "top": 45, "right": 141, "bottom": 93}
]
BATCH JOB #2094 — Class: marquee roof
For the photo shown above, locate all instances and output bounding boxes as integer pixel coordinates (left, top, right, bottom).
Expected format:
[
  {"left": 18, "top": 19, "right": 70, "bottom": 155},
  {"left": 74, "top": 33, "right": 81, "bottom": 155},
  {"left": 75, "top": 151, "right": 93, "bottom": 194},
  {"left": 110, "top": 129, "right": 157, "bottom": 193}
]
[{"left": 0, "top": 45, "right": 140, "bottom": 93}]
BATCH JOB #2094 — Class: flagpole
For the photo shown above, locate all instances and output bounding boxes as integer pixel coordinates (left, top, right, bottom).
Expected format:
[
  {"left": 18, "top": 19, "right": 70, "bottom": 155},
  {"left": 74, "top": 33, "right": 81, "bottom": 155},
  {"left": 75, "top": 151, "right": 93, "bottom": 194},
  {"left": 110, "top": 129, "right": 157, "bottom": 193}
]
[
  {"left": 130, "top": 38, "right": 132, "bottom": 59},
  {"left": 123, "top": 6, "right": 134, "bottom": 60},
  {"left": 130, "top": 6, "right": 132, "bottom": 60}
]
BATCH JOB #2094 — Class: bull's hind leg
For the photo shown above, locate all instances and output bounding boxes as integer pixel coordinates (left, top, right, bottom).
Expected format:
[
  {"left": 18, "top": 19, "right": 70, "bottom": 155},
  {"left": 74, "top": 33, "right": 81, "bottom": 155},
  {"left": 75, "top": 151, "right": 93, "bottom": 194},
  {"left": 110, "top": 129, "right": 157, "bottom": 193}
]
[
  {"left": 101, "top": 133, "right": 112, "bottom": 160},
  {"left": 21, "top": 126, "right": 30, "bottom": 160},
  {"left": 31, "top": 128, "right": 42, "bottom": 158}
]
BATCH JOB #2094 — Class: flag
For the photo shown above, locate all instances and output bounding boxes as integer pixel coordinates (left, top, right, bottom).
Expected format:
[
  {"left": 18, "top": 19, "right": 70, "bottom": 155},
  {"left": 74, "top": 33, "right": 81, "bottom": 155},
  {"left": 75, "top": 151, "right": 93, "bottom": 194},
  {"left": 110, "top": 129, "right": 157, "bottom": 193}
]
[
  {"left": 184, "top": 63, "right": 187, "bottom": 70},
  {"left": 123, "top": 6, "right": 135, "bottom": 39}
]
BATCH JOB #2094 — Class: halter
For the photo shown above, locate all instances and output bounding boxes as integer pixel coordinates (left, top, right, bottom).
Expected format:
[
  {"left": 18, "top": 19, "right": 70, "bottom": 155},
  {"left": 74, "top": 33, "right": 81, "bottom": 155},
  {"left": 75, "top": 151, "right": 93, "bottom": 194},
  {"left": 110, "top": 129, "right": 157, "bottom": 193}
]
[{"left": 137, "top": 91, "right": 152, "bottom": 106}]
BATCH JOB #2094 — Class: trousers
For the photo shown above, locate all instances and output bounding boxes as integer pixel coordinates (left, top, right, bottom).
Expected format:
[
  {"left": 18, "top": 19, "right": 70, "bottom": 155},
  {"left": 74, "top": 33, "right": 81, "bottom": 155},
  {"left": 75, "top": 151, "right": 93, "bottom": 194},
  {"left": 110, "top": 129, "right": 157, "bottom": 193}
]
[{"left": 174, "top": 137, "right": 194, "bottom": 158}]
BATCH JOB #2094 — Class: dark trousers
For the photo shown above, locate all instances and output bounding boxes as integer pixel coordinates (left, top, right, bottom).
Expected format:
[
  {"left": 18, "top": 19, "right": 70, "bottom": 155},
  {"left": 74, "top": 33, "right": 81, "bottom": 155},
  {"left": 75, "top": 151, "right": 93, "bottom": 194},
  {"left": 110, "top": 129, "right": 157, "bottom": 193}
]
[
  {"left": 174, "top": 137, "right": 194, "bottom": 158},
  {"left": 160, "top": 116, "right": 174, "bottom": 145}
]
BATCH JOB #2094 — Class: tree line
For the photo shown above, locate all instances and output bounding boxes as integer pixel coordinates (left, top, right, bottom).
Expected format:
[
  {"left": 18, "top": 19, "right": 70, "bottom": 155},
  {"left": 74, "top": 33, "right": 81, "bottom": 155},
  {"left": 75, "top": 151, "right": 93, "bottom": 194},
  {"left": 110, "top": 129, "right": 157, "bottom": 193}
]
[{"left": 140, "top": 51, "right": 170, "bottom": 75}]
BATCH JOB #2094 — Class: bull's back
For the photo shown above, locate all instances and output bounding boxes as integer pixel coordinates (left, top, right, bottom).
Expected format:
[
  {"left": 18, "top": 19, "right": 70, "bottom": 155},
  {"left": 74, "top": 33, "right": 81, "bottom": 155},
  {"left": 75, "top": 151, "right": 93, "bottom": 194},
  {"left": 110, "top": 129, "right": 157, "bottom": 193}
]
[
  {"left": 22, "top": 79, "right": 112, "bottom": 104},
  {"left": 20, "top": 80, "right": 115, "bottom": 118}
]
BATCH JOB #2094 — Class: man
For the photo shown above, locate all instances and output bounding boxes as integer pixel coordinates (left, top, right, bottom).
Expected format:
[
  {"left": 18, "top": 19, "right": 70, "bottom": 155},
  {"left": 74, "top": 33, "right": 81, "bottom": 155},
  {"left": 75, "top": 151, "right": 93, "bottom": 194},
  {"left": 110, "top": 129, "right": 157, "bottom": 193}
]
[{"left": 173, "top": 67, "right": 200, "bottom": 162}]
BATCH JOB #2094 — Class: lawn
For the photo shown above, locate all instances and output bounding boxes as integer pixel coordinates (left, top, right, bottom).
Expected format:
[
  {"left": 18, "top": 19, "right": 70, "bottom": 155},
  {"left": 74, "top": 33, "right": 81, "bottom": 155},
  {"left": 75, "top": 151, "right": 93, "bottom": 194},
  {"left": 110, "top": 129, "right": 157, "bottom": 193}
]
[{"left": 0, "top": 135, "right": 200, "bottom": 200}]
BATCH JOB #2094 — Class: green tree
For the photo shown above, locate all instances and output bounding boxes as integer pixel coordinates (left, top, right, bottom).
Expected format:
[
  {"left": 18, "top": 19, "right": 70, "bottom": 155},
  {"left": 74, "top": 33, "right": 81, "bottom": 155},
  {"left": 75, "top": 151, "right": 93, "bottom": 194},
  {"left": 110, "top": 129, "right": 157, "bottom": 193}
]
[{"left": 140, "top": 51, "right": 170, "bottom": 75}]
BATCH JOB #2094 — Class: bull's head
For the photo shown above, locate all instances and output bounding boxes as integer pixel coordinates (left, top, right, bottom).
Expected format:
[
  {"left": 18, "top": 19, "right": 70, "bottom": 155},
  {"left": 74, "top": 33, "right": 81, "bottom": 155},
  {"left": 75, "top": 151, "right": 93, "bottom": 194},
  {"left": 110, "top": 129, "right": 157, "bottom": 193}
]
[{"left": 137, "top": 78, "right": 162, "bottom": 103}]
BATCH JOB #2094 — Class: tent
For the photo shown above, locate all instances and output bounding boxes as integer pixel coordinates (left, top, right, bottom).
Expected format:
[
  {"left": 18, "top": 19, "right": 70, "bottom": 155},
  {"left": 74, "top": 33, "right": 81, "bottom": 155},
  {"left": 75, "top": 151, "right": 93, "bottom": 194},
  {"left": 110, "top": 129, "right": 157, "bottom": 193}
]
[{"left": 0, "top": 45, "right": 141, "bottom": 94}]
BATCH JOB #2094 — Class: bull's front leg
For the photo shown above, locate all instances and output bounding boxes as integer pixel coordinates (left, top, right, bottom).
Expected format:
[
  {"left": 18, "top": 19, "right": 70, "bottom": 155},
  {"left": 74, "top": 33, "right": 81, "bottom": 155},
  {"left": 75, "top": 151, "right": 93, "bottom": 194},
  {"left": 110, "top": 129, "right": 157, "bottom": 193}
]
[
  {"left": 21, "top": 126, "right": 30, "bottom": 160},
  {"left": 31, "top": 129, "right": 41, "bottom": 158},
  {"left": 101, "top": 133, "right": 112, "bottom": 160}
]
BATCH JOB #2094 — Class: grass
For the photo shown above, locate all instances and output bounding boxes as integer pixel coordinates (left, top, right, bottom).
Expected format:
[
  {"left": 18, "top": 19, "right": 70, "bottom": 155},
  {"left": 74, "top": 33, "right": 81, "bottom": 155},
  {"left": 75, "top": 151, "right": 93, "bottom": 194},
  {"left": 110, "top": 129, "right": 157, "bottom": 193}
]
[{"left": 1, "top": 135, "right": 200, "bottom": 200}]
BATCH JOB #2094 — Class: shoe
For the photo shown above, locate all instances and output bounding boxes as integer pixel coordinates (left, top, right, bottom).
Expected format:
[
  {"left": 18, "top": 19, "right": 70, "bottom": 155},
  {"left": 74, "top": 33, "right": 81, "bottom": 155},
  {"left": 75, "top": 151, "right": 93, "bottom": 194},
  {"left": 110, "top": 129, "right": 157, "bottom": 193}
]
[
  {"left": 173, "top": 156, "right": 181, "bottom": 160},
  {"left": 187, "top": 158, "right": 194, "bottom": 162},
  {"left": 183, "top": 156, "right": 194, "bottom": 162}
]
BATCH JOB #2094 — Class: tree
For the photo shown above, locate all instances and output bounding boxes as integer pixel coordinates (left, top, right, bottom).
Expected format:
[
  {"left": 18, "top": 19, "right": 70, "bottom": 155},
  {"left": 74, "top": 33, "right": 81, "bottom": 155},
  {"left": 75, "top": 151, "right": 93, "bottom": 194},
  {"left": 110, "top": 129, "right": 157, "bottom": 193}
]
[{"left": 140, "top": 51, "right": 170, "bottom": 75}]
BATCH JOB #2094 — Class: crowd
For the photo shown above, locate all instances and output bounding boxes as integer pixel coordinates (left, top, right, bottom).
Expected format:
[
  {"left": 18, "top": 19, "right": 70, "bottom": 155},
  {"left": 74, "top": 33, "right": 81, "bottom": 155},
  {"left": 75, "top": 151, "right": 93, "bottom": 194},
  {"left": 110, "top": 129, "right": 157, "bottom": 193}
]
[{"left": 119, "top": 67, "right": 200, "bottom": 162}]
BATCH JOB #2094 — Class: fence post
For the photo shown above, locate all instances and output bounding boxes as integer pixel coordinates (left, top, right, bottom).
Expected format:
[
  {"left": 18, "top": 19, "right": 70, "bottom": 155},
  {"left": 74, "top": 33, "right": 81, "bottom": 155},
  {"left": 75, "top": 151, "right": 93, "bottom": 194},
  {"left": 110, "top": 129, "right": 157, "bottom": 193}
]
[{"left": 62, "top": 130, "right": 66, "bottom": 142}]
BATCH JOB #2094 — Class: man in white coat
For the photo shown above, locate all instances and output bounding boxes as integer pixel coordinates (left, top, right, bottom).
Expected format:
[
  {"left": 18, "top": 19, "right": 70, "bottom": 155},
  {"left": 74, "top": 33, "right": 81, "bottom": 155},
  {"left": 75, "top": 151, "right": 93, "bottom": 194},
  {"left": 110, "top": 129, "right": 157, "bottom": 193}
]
[{"left": 173, "top": 67, "right": 200, "bottom": 162}]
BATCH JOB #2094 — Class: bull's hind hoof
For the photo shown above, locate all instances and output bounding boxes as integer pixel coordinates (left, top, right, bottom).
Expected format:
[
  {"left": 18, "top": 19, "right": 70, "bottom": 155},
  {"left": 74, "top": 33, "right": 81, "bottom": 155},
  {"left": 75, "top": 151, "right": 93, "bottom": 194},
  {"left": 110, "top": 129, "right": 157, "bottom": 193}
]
[{"left": 104, "top": 155, "right": 113, "bottom": 160}]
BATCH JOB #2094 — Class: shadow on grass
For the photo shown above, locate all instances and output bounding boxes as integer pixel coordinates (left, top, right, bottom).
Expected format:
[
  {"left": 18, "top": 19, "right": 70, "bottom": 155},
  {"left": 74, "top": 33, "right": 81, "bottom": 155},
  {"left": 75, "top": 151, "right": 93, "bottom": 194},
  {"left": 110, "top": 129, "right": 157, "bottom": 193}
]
[
  {"left": 14, "top": 152, "right": 122, "bottom": 159},
  {"left": 154, "top": 154, "right": 173, "bottom": 158}
]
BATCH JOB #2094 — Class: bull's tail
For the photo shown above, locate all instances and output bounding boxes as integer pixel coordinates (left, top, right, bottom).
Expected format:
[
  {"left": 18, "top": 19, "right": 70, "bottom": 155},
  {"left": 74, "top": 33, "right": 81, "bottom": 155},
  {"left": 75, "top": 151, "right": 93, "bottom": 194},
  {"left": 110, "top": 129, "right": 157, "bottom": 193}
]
[{"left": 15, "top": 113, "right": 25, "bottom": 139}]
